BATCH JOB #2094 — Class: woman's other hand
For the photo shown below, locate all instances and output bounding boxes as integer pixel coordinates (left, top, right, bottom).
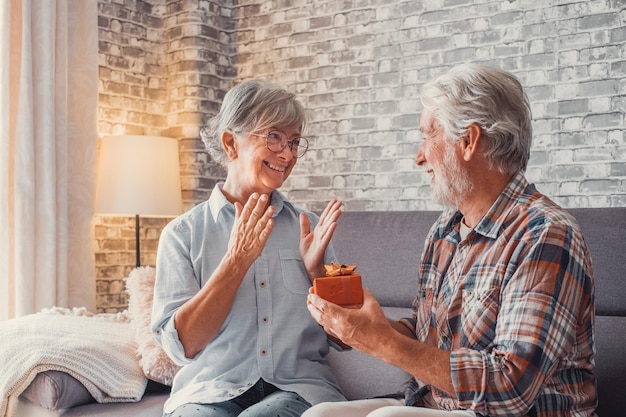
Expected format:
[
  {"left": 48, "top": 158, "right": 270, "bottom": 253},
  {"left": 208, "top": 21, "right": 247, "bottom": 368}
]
[
  {"left": 175, "top": 193, "right": 274, "bottom": 358},
  {"left": 299, "top": 199, "right": 343, "bottom": 281},
  {"left": 226, "top": 193, "right": 275, "bottom": 268}
]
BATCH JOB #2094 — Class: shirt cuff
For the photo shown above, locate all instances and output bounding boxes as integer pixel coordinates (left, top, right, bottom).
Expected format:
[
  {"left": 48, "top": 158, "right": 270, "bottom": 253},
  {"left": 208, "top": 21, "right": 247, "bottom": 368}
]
[{"left": 154, "top": 313, "right": 194, "bottom": 366}]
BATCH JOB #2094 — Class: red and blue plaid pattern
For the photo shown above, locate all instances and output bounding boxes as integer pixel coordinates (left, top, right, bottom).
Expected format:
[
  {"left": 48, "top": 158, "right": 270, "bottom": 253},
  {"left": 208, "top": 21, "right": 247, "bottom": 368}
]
[{"left": 404, "top": 171, "right": 597, "bottom": 417}]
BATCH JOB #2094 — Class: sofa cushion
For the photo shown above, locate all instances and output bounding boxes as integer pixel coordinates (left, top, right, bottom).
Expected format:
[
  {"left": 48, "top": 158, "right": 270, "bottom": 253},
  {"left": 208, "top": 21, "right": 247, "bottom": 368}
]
[
  {"left": 126, "top": 266, "right": 180, "bottom": 385},
  {"left": 20, "top": 370, "right": 94, "bottom": 410},
  {"left": 61, "top": 392, "right": 169, "bottom": 417}
]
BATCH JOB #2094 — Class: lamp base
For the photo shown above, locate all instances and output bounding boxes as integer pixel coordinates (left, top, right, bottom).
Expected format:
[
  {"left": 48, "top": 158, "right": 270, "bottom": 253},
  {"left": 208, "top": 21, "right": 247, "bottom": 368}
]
[{"left": 135, "top": 214, "right": 141, "bottom": 268}]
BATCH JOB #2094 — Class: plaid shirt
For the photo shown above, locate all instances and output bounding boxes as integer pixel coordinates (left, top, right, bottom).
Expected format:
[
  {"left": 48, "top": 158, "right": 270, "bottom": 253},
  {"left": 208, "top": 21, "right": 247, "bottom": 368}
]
[{"left": 403, "top": 171, "right": 597, "bottom": 417}]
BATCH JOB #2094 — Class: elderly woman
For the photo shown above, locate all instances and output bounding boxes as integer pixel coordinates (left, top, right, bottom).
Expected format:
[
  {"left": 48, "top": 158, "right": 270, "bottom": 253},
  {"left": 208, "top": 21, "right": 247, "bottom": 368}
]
[{"left": 151, "top": 79, "right": 346, "bottom": 417}]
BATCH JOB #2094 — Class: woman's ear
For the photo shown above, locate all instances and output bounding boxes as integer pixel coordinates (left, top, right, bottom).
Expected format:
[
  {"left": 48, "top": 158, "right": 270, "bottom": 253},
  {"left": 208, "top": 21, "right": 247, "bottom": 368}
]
[
  {"left": 461, "top": 123, "right": 481, "bottom": 161},
  {"left": 221, "top": 131, "right": 238, "bottom": 161}
]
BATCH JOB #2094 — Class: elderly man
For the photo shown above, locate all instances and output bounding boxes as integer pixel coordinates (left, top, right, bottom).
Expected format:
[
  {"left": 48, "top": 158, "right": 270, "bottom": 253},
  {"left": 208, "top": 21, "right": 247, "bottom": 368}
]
[{"left": 304, "top": 63, "right": 597, "bottom": 417}]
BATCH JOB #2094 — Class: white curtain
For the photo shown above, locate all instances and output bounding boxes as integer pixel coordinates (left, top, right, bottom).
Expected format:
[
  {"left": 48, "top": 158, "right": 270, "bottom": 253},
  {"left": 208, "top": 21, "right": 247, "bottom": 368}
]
[{"left": 0, "top": 0, "right": 98, "bottom": 320}]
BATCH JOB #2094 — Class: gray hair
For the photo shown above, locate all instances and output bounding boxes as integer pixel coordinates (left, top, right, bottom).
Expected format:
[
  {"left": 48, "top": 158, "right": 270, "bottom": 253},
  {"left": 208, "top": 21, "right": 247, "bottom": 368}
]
[
  {"left": 201, "top": 79, "right": 307, "bottom": 168},
  {"left": 421, "top": 63, "right": 533, "bottom": 175}
]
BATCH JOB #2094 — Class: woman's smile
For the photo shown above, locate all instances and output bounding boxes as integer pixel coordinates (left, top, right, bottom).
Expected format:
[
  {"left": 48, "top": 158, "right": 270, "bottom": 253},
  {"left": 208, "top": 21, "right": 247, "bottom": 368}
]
[{"left": 264, "top": 160, "right": 287, "bottom": 173}]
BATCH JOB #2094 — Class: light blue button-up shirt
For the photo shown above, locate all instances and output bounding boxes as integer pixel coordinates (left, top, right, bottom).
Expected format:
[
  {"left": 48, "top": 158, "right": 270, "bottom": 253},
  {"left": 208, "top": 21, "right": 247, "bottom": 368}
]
[{"left": 151, "top": 184, "right": 346, "bottom": 413}]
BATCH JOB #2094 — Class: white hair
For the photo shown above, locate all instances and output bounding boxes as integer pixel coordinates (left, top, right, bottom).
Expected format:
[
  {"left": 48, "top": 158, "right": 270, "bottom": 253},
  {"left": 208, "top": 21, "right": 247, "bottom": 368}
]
[
  {"left": 200, "top": 79, "right": 307, "bottom": 168},
  {"left": 421, "top": 63, "right": 533, "bottom": 175}
]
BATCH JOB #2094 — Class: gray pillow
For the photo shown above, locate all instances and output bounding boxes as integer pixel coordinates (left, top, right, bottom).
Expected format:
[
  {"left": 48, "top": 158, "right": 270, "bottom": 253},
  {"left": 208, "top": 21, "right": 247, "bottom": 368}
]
[{"left": 20, "top": 371, "right": 94, "bottom": 410}]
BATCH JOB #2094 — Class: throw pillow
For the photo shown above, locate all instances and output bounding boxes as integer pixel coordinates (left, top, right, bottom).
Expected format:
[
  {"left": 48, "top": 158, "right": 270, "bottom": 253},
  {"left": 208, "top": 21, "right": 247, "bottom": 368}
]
[
  {"left": 126, "top": 266, "right": 181, "bottom": 385},
  {"left": 20, "top": 370, "right": 94, "bottom": 410}
]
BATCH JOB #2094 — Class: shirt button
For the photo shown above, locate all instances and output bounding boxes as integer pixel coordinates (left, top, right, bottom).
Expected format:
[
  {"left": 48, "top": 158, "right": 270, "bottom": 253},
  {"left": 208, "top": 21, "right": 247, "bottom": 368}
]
[
  {"left": 262, "top": 316, "right": 269, "bottom": 323},
  {"left": 259, "top": 281, "right": 266, "bottom": 287},
  {"left": 261, "top": 349, "right": 267, "bottom": 355}
]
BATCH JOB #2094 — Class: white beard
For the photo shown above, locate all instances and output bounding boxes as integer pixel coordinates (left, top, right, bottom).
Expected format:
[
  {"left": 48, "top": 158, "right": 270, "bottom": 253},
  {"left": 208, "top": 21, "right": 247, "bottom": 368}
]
[{"left": 431, "top": 144, "right": 473, "bottom": 209}]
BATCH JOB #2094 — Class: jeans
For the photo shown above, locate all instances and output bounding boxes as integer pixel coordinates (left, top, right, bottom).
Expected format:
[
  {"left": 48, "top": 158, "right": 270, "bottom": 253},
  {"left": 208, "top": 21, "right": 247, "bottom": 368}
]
[
  {"left": 301, "top": 398, "right": 477, "bottom": 417},
  {"left": 163, "top": 379, "right": 312, "bottom": 417}
]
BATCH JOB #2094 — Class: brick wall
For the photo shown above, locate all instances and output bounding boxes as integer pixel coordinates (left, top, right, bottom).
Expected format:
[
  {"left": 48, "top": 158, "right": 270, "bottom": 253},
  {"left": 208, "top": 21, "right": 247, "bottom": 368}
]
[
  {"left": 95, "top": 0, "right": 626, "bottom": 312},
  {"left": 96, "top": 0, "right": 234, "bottom": 311},
  {"left": 232, "top": 0, "right": 626, "bottom": 211}
]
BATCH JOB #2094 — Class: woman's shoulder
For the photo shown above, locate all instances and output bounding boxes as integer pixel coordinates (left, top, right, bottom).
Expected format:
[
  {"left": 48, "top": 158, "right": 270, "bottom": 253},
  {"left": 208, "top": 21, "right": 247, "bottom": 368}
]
[{"left": 164, "top": 200, "right": 211, "bottom": 233}]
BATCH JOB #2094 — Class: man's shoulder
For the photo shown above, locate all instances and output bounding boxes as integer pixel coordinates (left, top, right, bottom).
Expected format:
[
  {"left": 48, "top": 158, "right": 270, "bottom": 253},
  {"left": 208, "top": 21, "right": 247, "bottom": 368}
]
[
  {"left": 523, "top": 193, "right": 579, "bottom": 229},
  {"left": 508, "top": 195, "right": 588, "bottom": 249}
]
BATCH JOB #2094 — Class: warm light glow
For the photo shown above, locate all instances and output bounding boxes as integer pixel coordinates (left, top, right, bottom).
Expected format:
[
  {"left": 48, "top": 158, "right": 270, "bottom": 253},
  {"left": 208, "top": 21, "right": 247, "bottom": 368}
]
[{"left": 95, "top": 135, "right": 183, "bottom": 216}]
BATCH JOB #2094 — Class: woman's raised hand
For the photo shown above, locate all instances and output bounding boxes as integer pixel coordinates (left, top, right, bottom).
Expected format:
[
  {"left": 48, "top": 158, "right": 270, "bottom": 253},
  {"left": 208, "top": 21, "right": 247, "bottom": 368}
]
[
  {"left": 300, "top": 199, "right": 343, "bottom": 279},
  {"left": 226, "top": 193, "right": 275, "bottom": 267}
]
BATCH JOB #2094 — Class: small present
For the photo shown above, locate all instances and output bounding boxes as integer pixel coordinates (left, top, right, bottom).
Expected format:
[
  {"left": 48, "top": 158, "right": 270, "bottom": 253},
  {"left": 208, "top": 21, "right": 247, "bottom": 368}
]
[{"left": 313, "top": 262, "right": 363, "bottom": 306}]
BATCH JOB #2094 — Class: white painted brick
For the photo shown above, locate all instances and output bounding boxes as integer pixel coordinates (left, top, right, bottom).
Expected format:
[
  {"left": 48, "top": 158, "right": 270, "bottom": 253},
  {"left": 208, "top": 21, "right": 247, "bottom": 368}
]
[
  {"left": 552, "top": 149, "right": 576, "bottom": 164},
  {"left": 337, "top": 120, "right": 352, "bottom": 134},
  {"left": 423, "top": 0, "right": 444, "bottom": 11},
  {"left": 555, "top": 82, "right": 580, "bottom": 99},
  {"left": 563, "top": 117, "right": 583, "bottom": 130},
  {"left": 377, "top": 116, "right": 393, "bottom": 130},
  {"left": 590, "top": 97, "right": 611, "bottom": 112},
  {"left": 396, "top": 157, "right": 417, "bottom": 172},
  {"left": 559, "top": 181, "right": 578, "bottom": 195}
]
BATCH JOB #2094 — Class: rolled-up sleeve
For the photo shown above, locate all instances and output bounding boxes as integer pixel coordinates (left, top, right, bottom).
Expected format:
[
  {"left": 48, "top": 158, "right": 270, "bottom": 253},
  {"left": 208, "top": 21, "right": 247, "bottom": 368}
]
[
  {"left": 150, "top": 218, "right": 201, "bottom": 366},
  {"left": 153, "top": 311, "right": 194, "bottom": 366}
]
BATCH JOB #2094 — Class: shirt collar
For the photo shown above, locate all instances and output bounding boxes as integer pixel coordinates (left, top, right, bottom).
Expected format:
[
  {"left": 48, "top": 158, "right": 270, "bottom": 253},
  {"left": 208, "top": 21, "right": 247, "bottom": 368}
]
[
  {"left": 473, "top": 170, "right": 529, "bottom": 239},
  {"left": 208, "top": 183, "right": 286, "bottom": 222}
]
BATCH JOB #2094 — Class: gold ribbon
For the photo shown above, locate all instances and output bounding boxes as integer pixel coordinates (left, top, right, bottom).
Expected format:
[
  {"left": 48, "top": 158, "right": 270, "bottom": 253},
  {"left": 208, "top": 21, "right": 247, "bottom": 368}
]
[{"left": 324, "top": 261, "right": 357, "bottom": 276}]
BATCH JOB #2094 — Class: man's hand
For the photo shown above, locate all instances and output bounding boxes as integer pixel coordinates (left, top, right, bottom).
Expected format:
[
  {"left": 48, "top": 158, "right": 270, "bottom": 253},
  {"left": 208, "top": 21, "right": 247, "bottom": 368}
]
[
  {"left": 306, "top": 288, "right": 394, "bottom": 356},
  {"left": 307, "top": 287, "right": 455, "bottom": 397}
]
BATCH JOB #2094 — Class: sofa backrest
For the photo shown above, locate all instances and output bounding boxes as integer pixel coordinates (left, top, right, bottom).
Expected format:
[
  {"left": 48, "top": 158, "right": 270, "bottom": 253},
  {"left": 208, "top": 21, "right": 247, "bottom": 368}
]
[
  {"left": 329, "top": 208, "right": 626, "bottom": 417},
  {"left": 567, "top": 208, "right": 626, "bottom": 417},
  {"left": 567, "top": 208, "right": 626, "bottom": 316},
  {"left": 330, "top": 211, "right": 440, "bottom": 307}
]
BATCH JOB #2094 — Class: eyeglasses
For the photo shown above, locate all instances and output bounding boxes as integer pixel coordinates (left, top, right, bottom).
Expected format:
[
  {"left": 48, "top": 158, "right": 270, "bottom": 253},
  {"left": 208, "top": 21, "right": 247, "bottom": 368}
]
[{"left": 246, "top": 130, "right": 309, "bottom": 158}]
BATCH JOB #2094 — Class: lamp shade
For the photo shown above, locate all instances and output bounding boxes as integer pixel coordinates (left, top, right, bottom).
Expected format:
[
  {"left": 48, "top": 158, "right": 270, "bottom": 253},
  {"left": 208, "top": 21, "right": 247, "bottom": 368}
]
[{"left": 95, "top": 135, "right": 183, "bottom": 216}]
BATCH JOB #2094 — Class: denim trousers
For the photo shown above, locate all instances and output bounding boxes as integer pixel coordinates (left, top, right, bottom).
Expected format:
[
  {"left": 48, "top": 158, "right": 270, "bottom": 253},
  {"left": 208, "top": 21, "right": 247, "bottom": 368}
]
[{"left": 163, "top": 379, "right": 312, "bottom": 417}]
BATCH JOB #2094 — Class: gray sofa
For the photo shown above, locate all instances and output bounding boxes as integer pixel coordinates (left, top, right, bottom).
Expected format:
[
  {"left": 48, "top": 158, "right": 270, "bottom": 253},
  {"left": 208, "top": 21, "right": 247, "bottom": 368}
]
[{"left": 16, "top": 208, "right": 626, "bottom": 417}]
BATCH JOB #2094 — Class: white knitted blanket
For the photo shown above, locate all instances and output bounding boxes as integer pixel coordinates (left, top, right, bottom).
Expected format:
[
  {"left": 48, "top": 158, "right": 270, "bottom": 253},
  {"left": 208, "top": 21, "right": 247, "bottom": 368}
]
[{"left": 0, "top": 307, "right": 147, "bottom": 417}]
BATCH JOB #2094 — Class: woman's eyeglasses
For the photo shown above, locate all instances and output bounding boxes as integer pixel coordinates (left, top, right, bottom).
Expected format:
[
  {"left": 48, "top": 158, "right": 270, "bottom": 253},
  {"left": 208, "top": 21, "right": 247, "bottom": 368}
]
[{"left": 245, "top": 130, "right": 309, "bottom": 158}]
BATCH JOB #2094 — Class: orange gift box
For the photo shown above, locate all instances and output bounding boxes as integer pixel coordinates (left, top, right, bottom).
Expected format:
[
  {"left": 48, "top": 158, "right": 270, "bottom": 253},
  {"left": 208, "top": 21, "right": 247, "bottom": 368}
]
[{"left": 313, "top": 263, "right": 363, "bottom": 306}]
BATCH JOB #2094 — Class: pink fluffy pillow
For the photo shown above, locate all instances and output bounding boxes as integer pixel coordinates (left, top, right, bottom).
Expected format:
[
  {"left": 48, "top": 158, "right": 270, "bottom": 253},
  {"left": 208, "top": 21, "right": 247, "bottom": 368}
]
[{"left": 125, "top": 266, "right": 180, "bottom": 385}]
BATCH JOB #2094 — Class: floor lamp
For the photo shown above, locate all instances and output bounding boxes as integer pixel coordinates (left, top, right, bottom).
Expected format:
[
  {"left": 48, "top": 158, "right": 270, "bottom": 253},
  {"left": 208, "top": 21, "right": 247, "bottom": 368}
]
[{"left": 94, "top": 135, "right": 183, "bottom": 268}]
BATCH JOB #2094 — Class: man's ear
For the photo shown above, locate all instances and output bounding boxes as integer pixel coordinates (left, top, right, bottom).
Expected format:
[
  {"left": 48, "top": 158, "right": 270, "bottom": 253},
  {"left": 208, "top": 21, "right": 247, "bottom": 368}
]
[
  {"left": 461, "top": 123, "right": 481, "bottom": 161},
  {"left": 221, "top": 130, "right": 238, "bottom": 161}
]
